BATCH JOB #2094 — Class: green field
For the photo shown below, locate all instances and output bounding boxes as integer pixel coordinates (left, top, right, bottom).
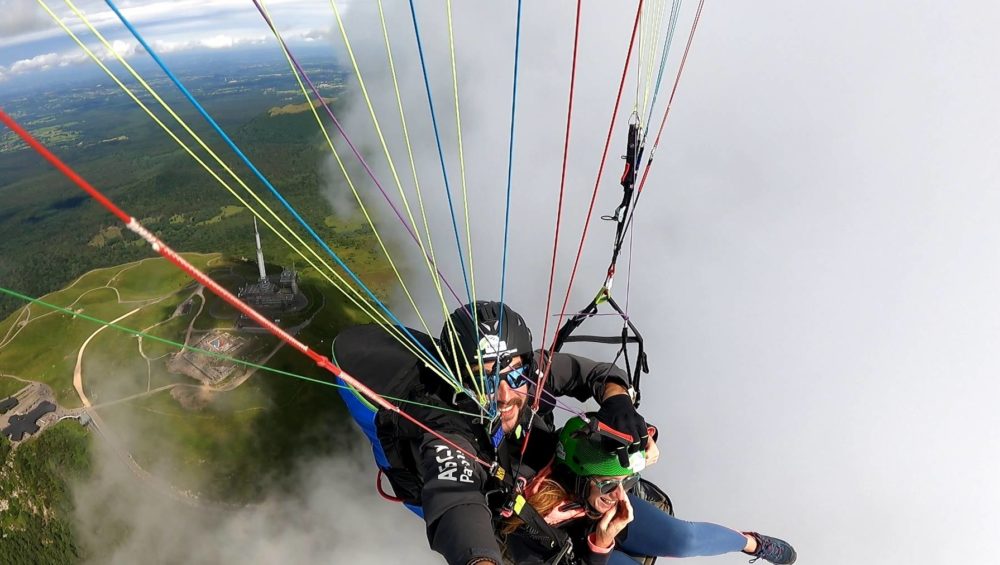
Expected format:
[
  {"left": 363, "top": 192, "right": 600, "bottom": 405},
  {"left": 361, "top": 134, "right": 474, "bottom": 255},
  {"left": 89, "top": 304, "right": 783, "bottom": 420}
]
[
  {"left": 0, "top": 63, "right": 353, "bottom": 323},
  {"left": 0, "top": 244, "right": 377, "bottom": 504},
  {"left": 0, "top": 254, "right": 222, "bottom": 408},
  {"left": 141, "top": 302, "right": 200, "bottom": 359},
  {"left": 0, "top": 58, "right": 379, "bottom": 559},
  {"left": 0, "top": 375, "right": 28, "bottom": 399}
]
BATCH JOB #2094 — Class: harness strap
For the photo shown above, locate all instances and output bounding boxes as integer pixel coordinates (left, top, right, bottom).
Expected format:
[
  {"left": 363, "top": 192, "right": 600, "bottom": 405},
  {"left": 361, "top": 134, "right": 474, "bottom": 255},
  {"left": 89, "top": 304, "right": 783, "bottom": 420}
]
[
  {"left": 510, "top": 493, "right": 574, "bottom": 556},
  {"left": 376, "top": 468, "right": 405, "bottom": 503},
  {"left": 553, "top": 292, "right": 649, "bottom": 407}
]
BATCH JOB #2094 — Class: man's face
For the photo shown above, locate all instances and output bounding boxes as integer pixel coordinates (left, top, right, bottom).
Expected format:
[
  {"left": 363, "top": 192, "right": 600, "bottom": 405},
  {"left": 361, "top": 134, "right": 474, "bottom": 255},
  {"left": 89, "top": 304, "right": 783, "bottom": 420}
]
[{"left": 479, "top": 356, "right": 530, "bottom": 434}]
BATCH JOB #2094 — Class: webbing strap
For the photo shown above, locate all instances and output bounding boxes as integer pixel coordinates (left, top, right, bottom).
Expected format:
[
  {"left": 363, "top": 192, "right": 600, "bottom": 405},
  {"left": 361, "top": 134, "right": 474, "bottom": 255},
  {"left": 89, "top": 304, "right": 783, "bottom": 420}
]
[
  {"left": 553, "top": 293, "right": 649, "bottom": 407},
  {"left": 553, "top": 114, "right": 653, "bottom": 407},
  {"left": 511, "top": 494, "right": 573, "bottom": 555},
  {"left": 376, "top": 469, "right": 405, "bottom": 503}
]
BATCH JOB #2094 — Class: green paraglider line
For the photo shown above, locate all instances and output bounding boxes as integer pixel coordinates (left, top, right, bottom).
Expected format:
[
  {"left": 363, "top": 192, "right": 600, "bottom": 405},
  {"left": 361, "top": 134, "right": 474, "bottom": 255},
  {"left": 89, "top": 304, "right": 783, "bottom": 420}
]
[
  {"left": 0, "top": 285, "right": 484, "bottom": 420},
  {"left": 0, "top": 106, "right": 493, "bottom": 469}
]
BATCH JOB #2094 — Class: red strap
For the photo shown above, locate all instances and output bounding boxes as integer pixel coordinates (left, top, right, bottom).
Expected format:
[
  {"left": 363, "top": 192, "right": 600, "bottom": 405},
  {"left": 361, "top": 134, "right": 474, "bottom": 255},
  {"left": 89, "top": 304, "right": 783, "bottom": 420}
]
[
  {"left": 596, "top": 420, "right": 635, "bottom": 444},
  {"left": 619, "top": 161, "right": 633, "bottom": 185},
  {"left": 376, "top": 469, "right": 405, "bottom": 503}
]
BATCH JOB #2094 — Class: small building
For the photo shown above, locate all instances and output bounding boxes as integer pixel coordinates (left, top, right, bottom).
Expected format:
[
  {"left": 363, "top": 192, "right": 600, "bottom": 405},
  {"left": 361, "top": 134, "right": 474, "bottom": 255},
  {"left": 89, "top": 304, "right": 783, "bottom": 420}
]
[
  {"left": 0, "top": 397, "right": 17, "bottom": 415},
  {"left": 2, "top": 401, "right": 57, "bottom": 441}
]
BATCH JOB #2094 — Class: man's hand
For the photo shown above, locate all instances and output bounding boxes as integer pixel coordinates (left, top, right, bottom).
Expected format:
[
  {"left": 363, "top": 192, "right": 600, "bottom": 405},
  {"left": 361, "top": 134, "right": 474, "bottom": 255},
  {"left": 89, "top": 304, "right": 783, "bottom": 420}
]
[
  {"left": 644, "top": 434, "right": 659, "bottom": 467},
  {"left": 592, "top": 496, "right": 634, "bottom": 549},
  {"left": 594, "top": 393, "right": 648, "bottom": 458}
]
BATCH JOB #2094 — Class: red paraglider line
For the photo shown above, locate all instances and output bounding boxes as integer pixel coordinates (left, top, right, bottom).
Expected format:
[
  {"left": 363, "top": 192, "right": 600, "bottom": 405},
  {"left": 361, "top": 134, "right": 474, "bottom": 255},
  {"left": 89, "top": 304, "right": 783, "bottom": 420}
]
[
  {"left": 0, "top": 106, "right": 491, "bottom": 470},
  {"left": 534, "top": 0, "right": 646, "bottom": 408},
  {"left": 538, "top": 0, "right": 582, "bottom": 399},
  {"left": 516, "top": 0, "right": 647, "bottom": 476}
]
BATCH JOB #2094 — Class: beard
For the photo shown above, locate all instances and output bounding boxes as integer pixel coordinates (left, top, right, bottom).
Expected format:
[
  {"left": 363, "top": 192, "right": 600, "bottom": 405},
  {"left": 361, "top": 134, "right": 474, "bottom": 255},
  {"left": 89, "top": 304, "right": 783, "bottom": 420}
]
[{"left": 499, "top": 394, "right": 526, "bottom": 433}]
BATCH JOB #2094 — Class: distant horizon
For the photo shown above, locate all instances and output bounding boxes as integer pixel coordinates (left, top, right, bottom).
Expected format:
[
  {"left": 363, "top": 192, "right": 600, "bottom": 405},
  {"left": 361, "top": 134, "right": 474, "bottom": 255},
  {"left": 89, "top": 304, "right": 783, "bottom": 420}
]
[
  {"left": 0, "top": 0, "right": 342, "bottom": 83},
  {"left": 0, "top": 43, "right": 341, "bottom": 98}
]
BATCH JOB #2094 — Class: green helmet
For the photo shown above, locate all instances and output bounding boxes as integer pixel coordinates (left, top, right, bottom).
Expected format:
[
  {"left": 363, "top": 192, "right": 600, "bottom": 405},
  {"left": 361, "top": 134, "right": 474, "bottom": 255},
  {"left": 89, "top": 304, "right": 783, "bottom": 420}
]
[{"left": 556, "top": 416, "right": 646, "bottom": 477}]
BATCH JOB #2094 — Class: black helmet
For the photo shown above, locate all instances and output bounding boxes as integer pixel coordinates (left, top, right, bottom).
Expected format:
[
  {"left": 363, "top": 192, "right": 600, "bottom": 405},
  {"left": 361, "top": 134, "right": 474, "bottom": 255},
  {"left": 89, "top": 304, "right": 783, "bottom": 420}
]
[{"left": 440, "top": 301, "right": 533, "bottom": 379}]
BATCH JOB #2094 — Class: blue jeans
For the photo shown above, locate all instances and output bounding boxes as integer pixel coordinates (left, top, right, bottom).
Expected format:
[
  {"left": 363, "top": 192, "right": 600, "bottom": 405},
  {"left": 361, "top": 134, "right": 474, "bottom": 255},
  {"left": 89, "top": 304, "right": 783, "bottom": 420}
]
[{"left": 608, "top": 494, "right": 747, "bottom": 563}]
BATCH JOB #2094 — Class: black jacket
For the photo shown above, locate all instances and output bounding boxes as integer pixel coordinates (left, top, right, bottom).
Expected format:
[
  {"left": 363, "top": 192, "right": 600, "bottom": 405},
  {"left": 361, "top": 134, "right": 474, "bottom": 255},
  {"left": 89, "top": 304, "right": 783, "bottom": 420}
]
[
  {"left": 332, "top": 324, "right": 631, "bottom": 565},
  {"left": 502, "top": 508, "right": 612, "bottom": 565}
]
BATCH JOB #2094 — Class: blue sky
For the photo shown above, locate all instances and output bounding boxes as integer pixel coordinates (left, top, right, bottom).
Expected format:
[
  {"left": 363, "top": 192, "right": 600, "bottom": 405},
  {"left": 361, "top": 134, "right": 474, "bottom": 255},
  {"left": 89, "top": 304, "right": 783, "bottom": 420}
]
[{"left": 0, "top": 0, "right": 342, "bottom": 81}]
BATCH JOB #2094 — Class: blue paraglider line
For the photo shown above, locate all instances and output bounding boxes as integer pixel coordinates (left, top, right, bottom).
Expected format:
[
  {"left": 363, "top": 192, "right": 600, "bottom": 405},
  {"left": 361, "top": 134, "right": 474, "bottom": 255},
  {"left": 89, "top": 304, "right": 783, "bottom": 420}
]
[{"left": 104, "top": 0, "right": 452, "bottom": 380}]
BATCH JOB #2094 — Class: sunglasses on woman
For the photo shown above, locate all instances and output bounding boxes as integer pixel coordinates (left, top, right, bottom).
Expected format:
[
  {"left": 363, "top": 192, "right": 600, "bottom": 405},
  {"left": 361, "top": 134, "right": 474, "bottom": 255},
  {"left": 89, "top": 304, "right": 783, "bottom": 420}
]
[{"left": 591, "top": 473, "right": 641, "bottom": 495}]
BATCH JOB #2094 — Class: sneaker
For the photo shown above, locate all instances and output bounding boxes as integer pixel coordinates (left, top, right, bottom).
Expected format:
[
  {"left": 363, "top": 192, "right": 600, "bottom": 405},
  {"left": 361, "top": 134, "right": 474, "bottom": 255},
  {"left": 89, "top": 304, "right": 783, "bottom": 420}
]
[{"left": 742, "top": 532, "right": 797, "bottom": 564}]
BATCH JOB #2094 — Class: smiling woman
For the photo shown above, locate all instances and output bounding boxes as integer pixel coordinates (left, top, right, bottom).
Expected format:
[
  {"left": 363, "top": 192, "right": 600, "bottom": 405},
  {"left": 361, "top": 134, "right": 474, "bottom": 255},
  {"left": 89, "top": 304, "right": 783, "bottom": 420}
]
[{"left": 498, "top": 416, "right": 797, "bottom": 565}]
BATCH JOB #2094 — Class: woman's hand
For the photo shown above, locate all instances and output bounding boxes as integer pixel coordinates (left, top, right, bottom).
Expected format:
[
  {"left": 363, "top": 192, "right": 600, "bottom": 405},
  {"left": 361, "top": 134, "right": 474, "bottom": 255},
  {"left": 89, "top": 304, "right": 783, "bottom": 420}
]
[{"left": 593, "top": 494, "right": 634, "bottom": 549}]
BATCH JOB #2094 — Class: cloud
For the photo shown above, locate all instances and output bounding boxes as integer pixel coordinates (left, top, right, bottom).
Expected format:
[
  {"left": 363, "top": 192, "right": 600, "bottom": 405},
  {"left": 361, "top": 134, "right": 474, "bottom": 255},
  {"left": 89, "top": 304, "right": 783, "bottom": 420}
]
[
  {"left": 200, "top": 34, "right": 237, "bottom": 50},
  {"left": 303, "top": 3, "right": 1000, "bottom": 564},
  {"left": 74, "top": 429, "right": 439, "bottom": 564},
  {"left": 8, "top": 51, "right": 85, "bottom": 74},
  {"left": 0, "top": 32, "right": 276, "bottom": 79},
  {"left": 0, "top": 0, "right": 49, "bottom": 36},
  {"left": 0, "top": 0, "right": 327, "bottom": 49},
  {"left": 1, "top": 0, "right": 330, "bottom": 71}
]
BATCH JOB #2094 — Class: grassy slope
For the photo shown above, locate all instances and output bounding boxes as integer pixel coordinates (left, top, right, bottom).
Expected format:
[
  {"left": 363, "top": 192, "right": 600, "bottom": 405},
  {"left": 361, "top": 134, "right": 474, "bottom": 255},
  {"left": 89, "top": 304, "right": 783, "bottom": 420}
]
[
  {"left": 0, "top": 254, "right": 220, "bottom": 408},
  {"left": 0, "top": 69, "right": 388, "bottom": 558},
  {"left": 0, "top": 375, "right": 28, "bottom": 399},
  {"left": 88, "top": 261, "right": 364, "bottom": 503},
  {"left": 0, "top": 247, "right": 376, "bottom": 505}
]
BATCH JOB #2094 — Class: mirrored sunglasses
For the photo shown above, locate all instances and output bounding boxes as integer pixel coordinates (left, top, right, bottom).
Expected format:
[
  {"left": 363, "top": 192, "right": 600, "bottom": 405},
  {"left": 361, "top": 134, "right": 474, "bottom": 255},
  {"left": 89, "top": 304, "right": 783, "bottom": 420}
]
[
  {"left": 592, "top": 473, "right": 641, "bottom": 495},
  {"left": 483, "top": 364, "right": 530, "bottom": 393}
]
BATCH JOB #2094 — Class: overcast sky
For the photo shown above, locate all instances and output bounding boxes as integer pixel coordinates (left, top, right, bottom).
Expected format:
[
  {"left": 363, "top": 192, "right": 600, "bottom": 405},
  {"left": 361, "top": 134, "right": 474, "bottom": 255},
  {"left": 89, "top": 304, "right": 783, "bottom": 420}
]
[
  {"left": 0, "top": 0, "right": 338, "bottom": 78},
  {"left": 4, "top": 1, "right": 1000, "bottom": 564},
  {"left": 322, "top": 3, "right": 1000, "bottom": 561}
]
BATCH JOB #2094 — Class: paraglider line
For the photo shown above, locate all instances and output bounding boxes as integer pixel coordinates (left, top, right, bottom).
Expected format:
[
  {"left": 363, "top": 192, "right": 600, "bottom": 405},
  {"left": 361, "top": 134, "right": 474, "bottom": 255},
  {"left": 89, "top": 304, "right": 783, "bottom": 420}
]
[
  {"left": 494, "top": 0, "right": 524, "bottom": 417},
  {"left": 107, "top": 0, "right": 444, "bottom": 369},
  {"left": 642, "top": 0, "right": 684, "bottom": 137},
  {"left": 328, "top": 0, "right": 466, "bottom": 325},
  {"left": 536, "top": 0, "right": 646, "bottom": 407},
  {"left": 636, "top": 0, "right": 705, "bottom": 196},
  {"left": 407, "top": 0, "right": 476, "bottom": 311},
  {"left": 0, "top": 286, "right": 486, "bottom": 419},
  {"left": 0, "top": 106, "right": 491, "bottom": 469},
  {"left": 538, "top": 0, "right": 583, "bottom": 383},
  {"left": 250, "top": 0, "right": 458, "bottom": 378}
]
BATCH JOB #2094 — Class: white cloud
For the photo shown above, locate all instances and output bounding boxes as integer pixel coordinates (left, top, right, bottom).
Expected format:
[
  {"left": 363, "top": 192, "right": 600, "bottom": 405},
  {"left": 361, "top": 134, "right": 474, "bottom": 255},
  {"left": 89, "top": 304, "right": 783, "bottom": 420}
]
[
  {"left": 110, "top": 38, "right": 137, "bottom": 58},
  {"left": 0, "top": 30, "right": 279, "bottom": 79},
  {"left": 0, "top": 0, "right": 328, "bottom": 51},
  {"left": 0, "top": 0, "right": 49, "bottom": 36},
  {"left": 5, "top": 46, "right": 121, "bottom": 77},
  {"left": 196, "top": 33, "right": 267, "bottom": 50},
  {"left": 201, "top": 34, "right": 236, "bottom": 49},
  {"left": 9, "top": 52, "right": 65, "bottom": 74}
]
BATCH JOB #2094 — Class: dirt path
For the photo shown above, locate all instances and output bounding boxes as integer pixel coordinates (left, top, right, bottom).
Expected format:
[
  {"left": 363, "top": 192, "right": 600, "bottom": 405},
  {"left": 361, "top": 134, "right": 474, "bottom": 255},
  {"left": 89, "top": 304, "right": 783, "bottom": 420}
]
[
  {"left": 72, "top": 307, "right": 228, "bottom": 509},
  {"left": 74, "top": 307, "right": 142, "bottom": 408}
]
